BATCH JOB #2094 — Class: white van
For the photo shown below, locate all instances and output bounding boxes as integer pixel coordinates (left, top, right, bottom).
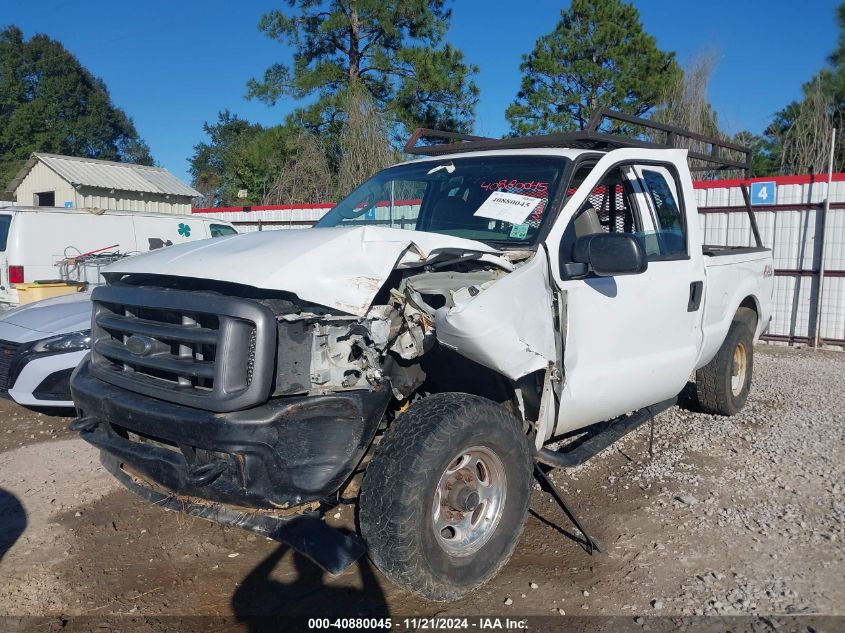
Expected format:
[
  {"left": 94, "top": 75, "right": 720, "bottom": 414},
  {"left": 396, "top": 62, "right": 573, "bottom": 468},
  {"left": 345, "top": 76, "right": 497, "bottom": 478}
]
[{"left": 0, "top": 207, "right": 237, "bottom": 304}]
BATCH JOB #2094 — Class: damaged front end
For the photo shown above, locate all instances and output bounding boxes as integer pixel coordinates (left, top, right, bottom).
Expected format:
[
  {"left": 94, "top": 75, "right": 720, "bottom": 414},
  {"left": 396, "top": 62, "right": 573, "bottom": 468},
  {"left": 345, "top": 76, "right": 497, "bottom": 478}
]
[{"left": 70, "top": 238, "right": 559, "bottom": 569}]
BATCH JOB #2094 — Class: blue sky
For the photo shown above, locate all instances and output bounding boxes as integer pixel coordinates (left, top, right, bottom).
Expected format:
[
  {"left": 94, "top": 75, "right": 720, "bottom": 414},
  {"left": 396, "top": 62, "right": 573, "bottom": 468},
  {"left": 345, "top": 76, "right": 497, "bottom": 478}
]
[{"left": 2, "top": 0, "right": 841, "bottom": 183}]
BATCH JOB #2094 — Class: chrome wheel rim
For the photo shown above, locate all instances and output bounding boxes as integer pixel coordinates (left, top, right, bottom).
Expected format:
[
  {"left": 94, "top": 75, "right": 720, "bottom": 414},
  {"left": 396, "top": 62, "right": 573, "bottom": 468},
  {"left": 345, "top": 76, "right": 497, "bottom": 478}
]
[
  {"left": 731, "top": 341, "right": 747, "bottom": 396},
  {"left": 432, "top": 446, "right": 507, "bottom": 557}
]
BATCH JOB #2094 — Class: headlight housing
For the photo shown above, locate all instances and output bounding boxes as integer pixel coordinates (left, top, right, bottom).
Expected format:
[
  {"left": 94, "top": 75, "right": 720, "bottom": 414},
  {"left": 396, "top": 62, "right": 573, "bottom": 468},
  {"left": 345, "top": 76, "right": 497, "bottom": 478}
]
[{"left": 31, "top": 330, "right": 92, "bottom": 354}]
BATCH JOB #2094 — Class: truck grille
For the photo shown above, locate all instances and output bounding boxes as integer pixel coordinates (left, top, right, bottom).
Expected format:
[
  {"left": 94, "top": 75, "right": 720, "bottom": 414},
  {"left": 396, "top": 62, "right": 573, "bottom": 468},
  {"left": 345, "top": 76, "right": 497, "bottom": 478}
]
[
  {"left": 0, "top": 340, "right": 22, "bottom": 390},
  {"left": 90, "top": 285, "right": 277, "bottom": 412}
]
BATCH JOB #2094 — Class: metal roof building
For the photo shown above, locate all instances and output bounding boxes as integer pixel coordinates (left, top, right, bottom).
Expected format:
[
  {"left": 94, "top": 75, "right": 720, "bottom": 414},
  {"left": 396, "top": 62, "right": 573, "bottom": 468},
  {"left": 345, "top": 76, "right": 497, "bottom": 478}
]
[{"left": 4, "top": 153, "right": 199, "bottom": 215}]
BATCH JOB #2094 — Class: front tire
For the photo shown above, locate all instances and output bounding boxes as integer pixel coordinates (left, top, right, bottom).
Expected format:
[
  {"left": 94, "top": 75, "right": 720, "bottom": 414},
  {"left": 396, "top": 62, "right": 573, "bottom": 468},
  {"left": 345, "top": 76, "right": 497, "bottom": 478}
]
[
  {"left": 359, "top": 393, "right": 532, "bottom": 601},
  {"left": 695, "top": 309, "right": 755, "bottom": 415}
]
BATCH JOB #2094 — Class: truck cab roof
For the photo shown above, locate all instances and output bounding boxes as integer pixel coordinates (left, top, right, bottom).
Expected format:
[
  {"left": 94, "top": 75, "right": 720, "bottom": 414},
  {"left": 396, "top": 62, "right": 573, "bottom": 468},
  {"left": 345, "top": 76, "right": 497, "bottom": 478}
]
[{"left": 398, "top": 147, "right": 598, "bottom": 167}]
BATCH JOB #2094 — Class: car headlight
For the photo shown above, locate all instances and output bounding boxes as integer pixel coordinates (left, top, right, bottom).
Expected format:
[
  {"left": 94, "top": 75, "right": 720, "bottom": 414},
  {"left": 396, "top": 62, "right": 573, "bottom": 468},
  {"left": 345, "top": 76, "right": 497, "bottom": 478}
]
[{"left": 31, "top": 330, "right": 92, "bottom": 354}]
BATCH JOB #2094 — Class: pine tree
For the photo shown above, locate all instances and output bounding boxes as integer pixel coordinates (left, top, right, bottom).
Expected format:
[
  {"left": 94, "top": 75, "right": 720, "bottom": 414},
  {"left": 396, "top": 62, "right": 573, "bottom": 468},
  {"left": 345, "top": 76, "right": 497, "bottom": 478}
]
[
  {"left": 246, "top": 0, "right": 478, "bottom": 135},
  {"left": 505, "top": 0, "right": 680, "bottom": 135}
]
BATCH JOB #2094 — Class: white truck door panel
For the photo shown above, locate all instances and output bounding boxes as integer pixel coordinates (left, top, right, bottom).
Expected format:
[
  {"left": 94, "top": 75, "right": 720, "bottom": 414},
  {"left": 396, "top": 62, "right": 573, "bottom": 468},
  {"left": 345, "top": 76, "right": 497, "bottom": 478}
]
[
  {"left": 558, "top": 258, "right": 701, "bottom": 431},
  {"left": 547, "top": 153, "right": 705, "bottom": 434}
]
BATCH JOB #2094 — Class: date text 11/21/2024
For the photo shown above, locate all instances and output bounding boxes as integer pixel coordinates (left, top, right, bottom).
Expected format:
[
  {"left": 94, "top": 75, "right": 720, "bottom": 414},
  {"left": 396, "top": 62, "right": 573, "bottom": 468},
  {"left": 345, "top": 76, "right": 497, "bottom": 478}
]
[{"left": 307, "top": 617, "right": 529, "bottom": 630}]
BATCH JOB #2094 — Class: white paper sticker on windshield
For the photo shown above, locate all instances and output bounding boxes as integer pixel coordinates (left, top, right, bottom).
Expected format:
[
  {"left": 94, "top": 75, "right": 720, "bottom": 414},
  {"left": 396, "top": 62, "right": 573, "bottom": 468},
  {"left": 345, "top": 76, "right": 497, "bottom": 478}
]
[{"left": 474, "top": 191, "right": 542, "bottom": 225}]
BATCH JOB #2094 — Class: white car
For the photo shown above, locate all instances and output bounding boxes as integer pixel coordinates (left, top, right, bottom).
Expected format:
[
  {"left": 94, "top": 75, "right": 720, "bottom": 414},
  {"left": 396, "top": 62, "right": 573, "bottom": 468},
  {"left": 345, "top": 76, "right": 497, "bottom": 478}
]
[{"left": 0, "top": 291, "right": 91, "bottom": 408}]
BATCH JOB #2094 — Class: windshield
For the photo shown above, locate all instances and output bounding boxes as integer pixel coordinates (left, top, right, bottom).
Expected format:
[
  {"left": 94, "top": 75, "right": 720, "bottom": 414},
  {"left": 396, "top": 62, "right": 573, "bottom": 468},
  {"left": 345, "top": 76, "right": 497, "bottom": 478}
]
[{"left": 315, "top": 156, "right": 568, "bottom": 246}]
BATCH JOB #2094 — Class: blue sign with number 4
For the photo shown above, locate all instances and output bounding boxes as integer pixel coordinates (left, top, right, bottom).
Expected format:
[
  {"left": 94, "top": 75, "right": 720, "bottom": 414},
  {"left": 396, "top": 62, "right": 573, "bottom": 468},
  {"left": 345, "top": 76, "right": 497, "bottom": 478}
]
[{"left": 749, "top": 181, "right": 776, "bottom": 205}]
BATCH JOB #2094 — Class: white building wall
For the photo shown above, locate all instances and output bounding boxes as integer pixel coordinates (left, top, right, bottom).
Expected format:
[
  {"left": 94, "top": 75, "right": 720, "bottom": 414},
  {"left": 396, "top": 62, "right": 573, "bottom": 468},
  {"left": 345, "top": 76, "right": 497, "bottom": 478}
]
[
  {"left": 14, "top": 161, "right": 76, "bottom": 206},
  {"left": 194, "top": 205, "right": 333, "bottom": 232},
  {"left": 14, "top": 162, "right": 193, "bottom": 214},
  {"left": 76, "top": 187, "right": 192, "bottom": 215}
]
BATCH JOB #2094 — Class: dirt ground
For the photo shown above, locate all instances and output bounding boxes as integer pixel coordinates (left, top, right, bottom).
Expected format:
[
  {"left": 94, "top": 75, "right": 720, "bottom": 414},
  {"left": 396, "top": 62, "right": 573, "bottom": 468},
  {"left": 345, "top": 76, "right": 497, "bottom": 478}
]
[{"left": 0, "top": 345, "right": 843, "bottom": 631}]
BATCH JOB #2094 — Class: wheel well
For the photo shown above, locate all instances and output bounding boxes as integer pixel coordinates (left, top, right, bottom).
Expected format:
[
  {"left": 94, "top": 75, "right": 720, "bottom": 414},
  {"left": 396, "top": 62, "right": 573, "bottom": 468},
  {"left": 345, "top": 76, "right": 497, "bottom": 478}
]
[
  {"left": 418, "top": 346, "right": 519, "bottom": 409},
  {"left": 736, "top": 296, "right": 759, "bottom": 330},
  {"left": 739, "top": 296, "right": 758, "bottom": 316}
]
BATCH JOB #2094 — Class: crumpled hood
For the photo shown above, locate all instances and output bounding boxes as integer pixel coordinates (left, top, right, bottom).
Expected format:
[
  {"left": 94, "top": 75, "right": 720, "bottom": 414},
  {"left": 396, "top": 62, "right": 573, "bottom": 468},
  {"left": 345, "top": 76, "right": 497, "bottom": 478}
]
[
  {"left": 0, "top": 291, "right": 92, "bottom": 336},
  {"left": 103, "top": 226, "right": 506, "bottom": 316}
]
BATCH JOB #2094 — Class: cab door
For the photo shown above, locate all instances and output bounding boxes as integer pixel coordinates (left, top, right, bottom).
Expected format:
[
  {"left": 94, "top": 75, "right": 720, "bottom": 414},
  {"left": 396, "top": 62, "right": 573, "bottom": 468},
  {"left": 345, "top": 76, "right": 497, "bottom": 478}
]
[{"left": 546, "top": 151, "right": 705, "bottom": 434}]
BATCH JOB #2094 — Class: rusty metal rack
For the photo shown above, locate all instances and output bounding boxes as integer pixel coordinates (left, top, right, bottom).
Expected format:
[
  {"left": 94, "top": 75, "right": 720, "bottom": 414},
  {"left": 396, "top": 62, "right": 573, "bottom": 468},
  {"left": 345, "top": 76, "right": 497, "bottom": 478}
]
[{"left": 404, "top": 108, "right": 753, "bottom": 175}]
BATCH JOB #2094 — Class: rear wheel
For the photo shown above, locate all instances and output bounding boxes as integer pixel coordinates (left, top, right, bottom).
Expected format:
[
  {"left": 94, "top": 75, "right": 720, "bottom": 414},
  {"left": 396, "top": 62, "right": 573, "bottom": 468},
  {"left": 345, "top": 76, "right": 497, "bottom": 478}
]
[
  {"left": 359, "top": 393, "right": 532, "bottom": 601},
  {"left": 695, "top": 309, "right": 756, "bottom": 416}
]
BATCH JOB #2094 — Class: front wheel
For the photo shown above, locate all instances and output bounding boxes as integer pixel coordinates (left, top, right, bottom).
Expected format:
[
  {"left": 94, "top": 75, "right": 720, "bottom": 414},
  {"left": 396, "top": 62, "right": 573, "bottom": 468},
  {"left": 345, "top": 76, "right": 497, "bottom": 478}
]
[{"left": 359, "top": 393, "right": 532, "bottom": 601}]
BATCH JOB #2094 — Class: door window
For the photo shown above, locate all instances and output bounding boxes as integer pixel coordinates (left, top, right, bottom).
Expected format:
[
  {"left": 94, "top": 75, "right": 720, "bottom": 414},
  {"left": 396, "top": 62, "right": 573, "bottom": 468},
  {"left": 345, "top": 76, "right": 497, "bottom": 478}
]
[
  {"left": 636, "top": 168, "right": 687, "bottom": 259},
  {"left": 565, "top": 164, "right": 687, "bottom": 262},
  {"left": 577, "top": 166, "right": 640, "bottom": 236},
  {"left": 0, "top": 215, "right": 11, "bottom": 251},
  {"left": 564, "top": 166, "right": 641, "bottom": 250},
  {"left": 559, "top": 166, "right": 642, "bottom": 265},
  {"left": 210, "top": 223, "right": 238, "bottom": 237}
]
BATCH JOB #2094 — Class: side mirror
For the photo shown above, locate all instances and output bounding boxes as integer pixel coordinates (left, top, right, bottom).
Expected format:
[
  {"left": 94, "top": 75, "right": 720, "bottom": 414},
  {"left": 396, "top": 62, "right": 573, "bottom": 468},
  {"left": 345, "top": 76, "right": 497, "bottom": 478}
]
[{"left": 565, "top": 232, "right": 648, "bottom": 278}]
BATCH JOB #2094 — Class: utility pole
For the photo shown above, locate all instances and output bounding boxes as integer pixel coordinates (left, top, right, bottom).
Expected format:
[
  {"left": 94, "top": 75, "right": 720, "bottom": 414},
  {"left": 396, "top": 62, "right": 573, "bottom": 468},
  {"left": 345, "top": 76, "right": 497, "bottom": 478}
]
[{"left": 814, "top": 128, "right": 837, "bottom": 349}]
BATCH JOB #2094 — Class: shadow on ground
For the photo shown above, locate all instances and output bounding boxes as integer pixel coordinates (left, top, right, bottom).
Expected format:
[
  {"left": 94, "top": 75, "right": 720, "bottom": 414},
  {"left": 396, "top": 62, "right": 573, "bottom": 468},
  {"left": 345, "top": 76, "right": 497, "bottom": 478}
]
[
  {"left": 232, "top": 544, "right": 389, "bottom": 631},
  {"left": 0, "top": 487, "right": 26, "bottom": 561},
  {"left": 676, "top": 380, "right": 700, "bottom": 412}
]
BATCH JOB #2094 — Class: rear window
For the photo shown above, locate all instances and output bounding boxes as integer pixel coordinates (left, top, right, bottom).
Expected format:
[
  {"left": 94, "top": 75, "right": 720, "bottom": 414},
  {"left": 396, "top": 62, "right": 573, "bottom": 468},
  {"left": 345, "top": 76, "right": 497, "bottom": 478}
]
[
  {"left": 210, "top": 223, "right": 237, "bottom": 237},
  {"left": 0, "top": 215, "right": 11, "bottom": 251}
]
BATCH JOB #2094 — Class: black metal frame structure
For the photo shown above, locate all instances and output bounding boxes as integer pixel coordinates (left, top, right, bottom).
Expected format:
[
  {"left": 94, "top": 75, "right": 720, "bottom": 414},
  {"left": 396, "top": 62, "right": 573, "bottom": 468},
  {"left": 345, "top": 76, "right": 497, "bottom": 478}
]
[
  {"left": 404, "top": 108, "right": 752, "bottom": 173},
  {"left": 404, "top": 108, "right": 764, "bottom": 248}
]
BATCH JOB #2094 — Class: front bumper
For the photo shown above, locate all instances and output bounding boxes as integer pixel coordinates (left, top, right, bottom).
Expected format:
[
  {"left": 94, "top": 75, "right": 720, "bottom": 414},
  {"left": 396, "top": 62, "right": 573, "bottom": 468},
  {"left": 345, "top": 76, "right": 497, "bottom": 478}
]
[
  {"left": 71, "top": 358, "right": 391, "bottom": 509},
  {"left": 99, "top": 450, "right": 365, "bottom": 574}
]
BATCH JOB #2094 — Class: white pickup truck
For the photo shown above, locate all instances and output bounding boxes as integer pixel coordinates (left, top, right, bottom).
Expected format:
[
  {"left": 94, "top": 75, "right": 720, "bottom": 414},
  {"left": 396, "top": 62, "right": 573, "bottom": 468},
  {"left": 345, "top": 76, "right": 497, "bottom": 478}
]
[{"left": 70, "top": 113, "right": 773, "bottom": 601}]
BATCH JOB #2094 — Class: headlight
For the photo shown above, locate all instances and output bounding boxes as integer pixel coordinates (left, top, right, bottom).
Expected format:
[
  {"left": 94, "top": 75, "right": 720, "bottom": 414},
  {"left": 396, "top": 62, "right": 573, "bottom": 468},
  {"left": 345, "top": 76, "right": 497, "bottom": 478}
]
[{"left": 31, "top": 330, "right": 92, "bottom": 354}]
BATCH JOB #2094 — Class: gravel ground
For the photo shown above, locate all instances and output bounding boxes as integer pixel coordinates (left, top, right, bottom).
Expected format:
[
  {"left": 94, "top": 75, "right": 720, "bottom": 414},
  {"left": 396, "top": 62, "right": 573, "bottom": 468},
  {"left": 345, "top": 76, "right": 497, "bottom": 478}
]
[
  {"left": 0, "top": 344, "right": 842, "bottom": 628},
  {"left": 543, "top": 344, "right": 845, "bottom": 617},
  {"left": 0, "top": 398, "right": 73, "bottom": 452}
]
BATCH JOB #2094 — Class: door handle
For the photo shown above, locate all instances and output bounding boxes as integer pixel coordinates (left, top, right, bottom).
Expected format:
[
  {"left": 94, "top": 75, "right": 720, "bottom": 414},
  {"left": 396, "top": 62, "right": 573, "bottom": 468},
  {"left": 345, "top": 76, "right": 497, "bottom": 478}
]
[{"left": 688, "top": 281, "right": 704, "bottom": 312}]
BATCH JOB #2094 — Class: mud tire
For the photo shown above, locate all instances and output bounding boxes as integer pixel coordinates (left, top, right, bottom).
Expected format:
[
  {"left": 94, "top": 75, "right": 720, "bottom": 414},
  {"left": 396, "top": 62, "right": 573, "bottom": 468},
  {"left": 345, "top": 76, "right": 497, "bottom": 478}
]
[
  {"left": 695, "top": 308, "right": 756, "bottom": 416},
  {"left": 359, "top": 392, "right": 532, "bottom": 601}
]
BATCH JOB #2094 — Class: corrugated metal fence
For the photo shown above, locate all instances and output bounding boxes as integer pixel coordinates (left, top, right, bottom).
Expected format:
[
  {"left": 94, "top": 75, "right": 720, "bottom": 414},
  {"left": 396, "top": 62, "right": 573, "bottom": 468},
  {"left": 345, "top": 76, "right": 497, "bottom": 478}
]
[
  {"left": 695, "top": 174, "right": 845, "bottom": 348},
  {"left": 194, "top": 172, "right": 845, "bottom": 349}
]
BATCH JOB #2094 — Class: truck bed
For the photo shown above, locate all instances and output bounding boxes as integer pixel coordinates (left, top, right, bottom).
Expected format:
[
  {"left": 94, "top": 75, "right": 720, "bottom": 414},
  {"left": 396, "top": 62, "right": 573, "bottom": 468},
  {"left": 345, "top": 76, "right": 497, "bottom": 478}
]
[{"left": 697, "top": 244, "right": 774, "bottom": 366}]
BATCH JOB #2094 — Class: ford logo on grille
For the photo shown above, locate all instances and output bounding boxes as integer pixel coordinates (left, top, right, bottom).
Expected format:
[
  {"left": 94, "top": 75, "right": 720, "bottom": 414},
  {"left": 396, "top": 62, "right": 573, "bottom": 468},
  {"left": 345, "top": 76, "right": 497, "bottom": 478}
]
[{"left": 125, "top": 335, "right": 155, "bottom": 356}]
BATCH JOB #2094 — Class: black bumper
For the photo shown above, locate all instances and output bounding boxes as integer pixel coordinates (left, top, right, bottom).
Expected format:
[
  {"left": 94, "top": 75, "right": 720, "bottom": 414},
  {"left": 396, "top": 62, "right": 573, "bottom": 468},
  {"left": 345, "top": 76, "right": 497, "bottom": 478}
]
[
  {"left": 99, "top": 450, "right": 365, "bottom": 574},
  {"left": 71, "top": 359, "right": 391, "bottom": 508}
]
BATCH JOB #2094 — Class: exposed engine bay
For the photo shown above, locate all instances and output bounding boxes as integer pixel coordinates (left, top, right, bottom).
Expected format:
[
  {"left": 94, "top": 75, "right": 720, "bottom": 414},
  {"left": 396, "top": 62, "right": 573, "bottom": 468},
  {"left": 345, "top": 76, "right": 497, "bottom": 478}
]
[{"left": 273, "top": 260, "right": 515, "bottom": 402}]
